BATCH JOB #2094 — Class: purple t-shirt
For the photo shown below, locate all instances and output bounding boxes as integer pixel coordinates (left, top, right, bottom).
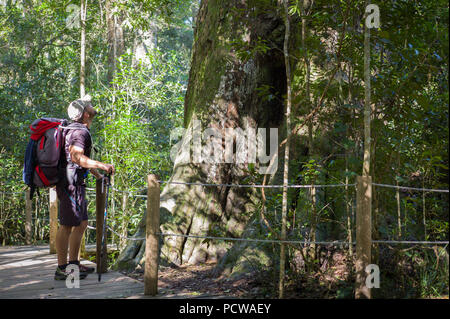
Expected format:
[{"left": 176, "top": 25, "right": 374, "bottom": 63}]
[
  {"left": 64, "top": 124, "right": 92, "bottom": 185},
  {"left": 66, "top": 127, "right": 92, "bottom": 160}
]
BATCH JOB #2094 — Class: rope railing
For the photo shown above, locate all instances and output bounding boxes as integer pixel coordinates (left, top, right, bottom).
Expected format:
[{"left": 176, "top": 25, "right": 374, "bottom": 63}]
[
  {"left": 81, "top": 180, "right": 449, "bottom": 196},
  {"left": 372, "top": 240, "right": 449, "bottom": 245},
  {"left": 2, "top": 180, "right": 448, "bottom": 197},
  {"left": 158, "top": 180, "right": 356, "bottom": 188},
  {"left": 104, "top": 225, "right": 450, "bottom": 246},
  {"left": 372, "top": 183, "right": 449, "bottom": 193},
  {"left": 105, "top": 225, "right": 351, "bottom": 245}
]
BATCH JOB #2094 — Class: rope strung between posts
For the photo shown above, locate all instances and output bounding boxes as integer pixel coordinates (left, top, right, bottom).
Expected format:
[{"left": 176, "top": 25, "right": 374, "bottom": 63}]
[
  {"left": 93, "top": 225, "right": 450, "bottom": 246},
  {"left": 104, "top": 226, "right": 351, "bottom": 245},
  {"left": 158, "top": 232, "right": 350, "bottom": 245},
  {"left": 106, "top": 225, "right": 144, "bottom": 241},
  {"left": 157, "top": 180, "right": 355, "bottom": 188},
  {"left": 372, "top": 183, "right": 449, "bottom": 193},
  {"left": 82, "top": 180, "right": 448, "bottom": 195},
  {"left": 1, "top": 178, "right": 449, "bottom": 196},
  {"left": 84, "top": 181, "right": 356, "bottom": 198},
  {"left": 372, "top": 240, "right": 449, "bottom": 245}
]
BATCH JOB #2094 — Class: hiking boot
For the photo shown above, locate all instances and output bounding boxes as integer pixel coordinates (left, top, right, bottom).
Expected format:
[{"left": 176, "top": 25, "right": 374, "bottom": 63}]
[
  {"left": 69, "top": 260, "right": 95, "bottom": 274},
  {"left": 79, "top": 263, "right": 95, "bottom": 274},
  {"left": 54, "top": 265, "right": 88, "bottom": 280}
]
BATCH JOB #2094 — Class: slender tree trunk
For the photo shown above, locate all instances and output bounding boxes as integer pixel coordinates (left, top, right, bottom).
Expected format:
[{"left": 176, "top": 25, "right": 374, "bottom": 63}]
[
  {"left": 395, "top": 180, "right": 401, "bottom": 238},
  {"left": 105, "top": 0, "right": 114, "bottom": 84},
  {"left": 396, "top": 154, "right": 402, "bottom": 239},
  {"left": 106, "top": 0, "right": 124, "bottom": 84},
  {"left": 363, "top": 0, "right": 371, "bottom": 177},
  {"left": 422, "top": 180, "right": 427, "bottom": 240},
  {"left": 121, "top": 192, "right": 129, "bottom": 250},
  {"left": 279, "top": 0, "right": 291, "bottom": 299},
  {"left": 302, "top": 0, "right": 312, "bottom": 149},
  {"left": 300, "top": 0, "right": 316, "bottom": 262},
  {"left": 80, "top": 0, "right": 86, "bottom": 97},
  {"left": 345, "top": 150, "right": 353, "bottom": 256},
  {"left": 346, "top": 60, "right": 355, "bottom": 257}
]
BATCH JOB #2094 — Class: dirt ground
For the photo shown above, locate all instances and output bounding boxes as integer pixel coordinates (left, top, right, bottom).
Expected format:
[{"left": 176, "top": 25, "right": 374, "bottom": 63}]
[
  {"left": 120, "top": 250, "right": 354, "bottom": 299},
  {"left": 122, "top": 262, "right": 268, "bottom": 298}
]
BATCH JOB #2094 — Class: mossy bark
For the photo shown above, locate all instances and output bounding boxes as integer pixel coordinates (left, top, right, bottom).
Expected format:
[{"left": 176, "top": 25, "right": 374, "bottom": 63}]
[{"left": 115, "top": 0, "right": 291, "bottom": 275}]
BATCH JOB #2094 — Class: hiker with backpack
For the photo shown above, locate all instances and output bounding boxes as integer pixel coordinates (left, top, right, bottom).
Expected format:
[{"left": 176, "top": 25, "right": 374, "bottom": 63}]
[
  {"left": 53, "top": 95, "right": 115, "bottom": 280},
  {"left": 23, "top": 95, "right": 115, "bottom": 280}
]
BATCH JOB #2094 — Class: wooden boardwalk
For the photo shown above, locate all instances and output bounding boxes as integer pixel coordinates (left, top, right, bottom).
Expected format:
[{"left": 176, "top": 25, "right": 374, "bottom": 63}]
[
  {"left": 0, "top": 245, "right": 144, "bottom": 299},
  {"left": 0, "top": 245, "right": 227, "bottom": 299}
]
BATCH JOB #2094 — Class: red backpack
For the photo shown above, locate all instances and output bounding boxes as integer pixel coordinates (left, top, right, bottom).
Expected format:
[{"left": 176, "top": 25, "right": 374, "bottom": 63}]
[{"left": 23, "top": 118, "right": 82, "bottom": 199}]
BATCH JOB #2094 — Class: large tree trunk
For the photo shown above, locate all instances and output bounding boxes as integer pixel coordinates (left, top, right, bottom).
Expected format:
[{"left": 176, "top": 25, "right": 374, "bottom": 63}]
[{"left": 115, "top": 0, "right": 290, "bottom": 276}]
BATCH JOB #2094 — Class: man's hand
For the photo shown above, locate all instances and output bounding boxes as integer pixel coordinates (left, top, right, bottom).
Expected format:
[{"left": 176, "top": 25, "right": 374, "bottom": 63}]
[{"left": 101, "top": 163, "right": 115, "bottom": 175}]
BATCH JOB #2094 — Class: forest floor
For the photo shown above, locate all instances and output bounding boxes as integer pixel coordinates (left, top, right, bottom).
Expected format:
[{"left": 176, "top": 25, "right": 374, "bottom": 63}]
[
  {"left": 122, "top": 262, "right": 264, "bottom": 298},
  {"left": 120, "top": 247, "right": 449, "bottom": 299},
  {"left": 120, "top": 251, "right": 355, "bottom": 299}
]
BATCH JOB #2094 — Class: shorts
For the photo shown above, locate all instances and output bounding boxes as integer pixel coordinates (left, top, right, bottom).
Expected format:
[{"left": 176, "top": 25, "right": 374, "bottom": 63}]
[{"left": 56, "top": 184, "right": 88, "bottom": 227}]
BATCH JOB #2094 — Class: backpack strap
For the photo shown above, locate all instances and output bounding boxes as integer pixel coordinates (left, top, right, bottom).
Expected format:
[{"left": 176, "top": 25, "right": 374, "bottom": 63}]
[
  {"left": 29, "top": 184, "right": 35, "bottom": 200},
  {"left": 59, "top": 122, "right": 91, "bottom": 134},
  {"left": 35, "top": 165, "right": 51, "bottom": 187},
  {"left": 29, "top": 186, "right": 40, "bottom": 201},
  {"left": 59, "top": 123, "right": 93, "bottom": 149}
]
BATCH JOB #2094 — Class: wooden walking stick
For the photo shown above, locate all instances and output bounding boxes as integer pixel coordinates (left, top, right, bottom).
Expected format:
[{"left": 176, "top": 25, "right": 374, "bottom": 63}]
[{"left": 98, "top": 174, "right": 111, "bottom": 282}]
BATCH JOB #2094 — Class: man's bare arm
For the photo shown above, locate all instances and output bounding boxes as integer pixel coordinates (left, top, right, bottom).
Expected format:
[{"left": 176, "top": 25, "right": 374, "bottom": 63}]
[{"left": 69, "top": 145, "right": 115, "bottom": 174}]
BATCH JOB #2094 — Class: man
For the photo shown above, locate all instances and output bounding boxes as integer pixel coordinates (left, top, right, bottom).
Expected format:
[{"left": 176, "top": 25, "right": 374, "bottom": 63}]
[{"left": 54, "top": 95, "right": 115, "bottom": 280}]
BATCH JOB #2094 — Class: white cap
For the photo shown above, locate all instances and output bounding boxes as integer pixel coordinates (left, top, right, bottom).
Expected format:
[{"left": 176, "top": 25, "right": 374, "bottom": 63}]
[{"left": 68, "top": 94, "right": 92, "bottom": 121}]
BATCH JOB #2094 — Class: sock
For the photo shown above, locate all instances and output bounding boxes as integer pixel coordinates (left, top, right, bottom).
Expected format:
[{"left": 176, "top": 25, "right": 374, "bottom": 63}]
[
  {"left": 68, "top": 260, "right": 80, "bottom": 266},
  {"left": 58, "top": 264, "right": 68, "bottom": 270}
]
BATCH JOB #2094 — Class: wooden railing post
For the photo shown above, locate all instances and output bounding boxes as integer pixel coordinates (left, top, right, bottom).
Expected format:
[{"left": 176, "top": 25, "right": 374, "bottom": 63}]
[
  {"left": 144, "top": 174, "right": 160, "bottom": 296},
  {"left": 25, "top": 190, "right": 32, "bottom": 245},
  {"left": 49, "top": 188, "right": 59, "bottom": 253},
  {"left": 355, "top": 175, "right": 372, "bottom": 299},
  {"left": 96, "top": 179, "right": 108, "bottom": 274}
]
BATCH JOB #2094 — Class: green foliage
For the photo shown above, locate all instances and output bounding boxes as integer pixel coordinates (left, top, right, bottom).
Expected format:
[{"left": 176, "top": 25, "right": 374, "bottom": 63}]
[
  {"left": 376, "top": 247, "right": 449, "bottom": 298},
  {"left": 0, "top": 0, "right": 194, "bottom": 246},
  {"left": 97, "top": 49, "right": 185, "bottom": 189}
]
